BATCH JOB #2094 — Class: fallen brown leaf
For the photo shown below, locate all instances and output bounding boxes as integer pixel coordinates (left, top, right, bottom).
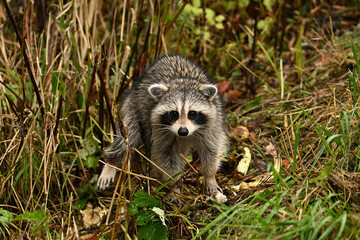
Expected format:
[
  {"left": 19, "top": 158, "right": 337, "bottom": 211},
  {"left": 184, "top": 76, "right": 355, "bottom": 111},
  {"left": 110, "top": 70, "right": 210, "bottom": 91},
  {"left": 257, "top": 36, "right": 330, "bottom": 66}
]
[
  {"left": 282, "top": 159, "right": 291, "bottom": 169},
  {"left": 253, "top": 159, "right": 267, "bottom": 172},
  {"left": 230, "top": 126, "right": 250, "bottom": 139},
  {"left": 265, "top": 143, "right": 277, "bottom": 157},
  {"left": 223, "top": 89, "right": 244, "bottom": 104},
  {"left": 217, "top": 80, "right": 233, "bottom": 96}
]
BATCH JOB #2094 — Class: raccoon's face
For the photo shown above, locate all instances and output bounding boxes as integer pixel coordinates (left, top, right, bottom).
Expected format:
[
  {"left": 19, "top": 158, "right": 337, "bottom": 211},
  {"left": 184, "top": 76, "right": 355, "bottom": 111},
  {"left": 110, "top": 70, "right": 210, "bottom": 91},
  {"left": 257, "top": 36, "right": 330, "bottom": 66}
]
[{"left": 148, "top": 81, "right": 218, "bottom": 137}]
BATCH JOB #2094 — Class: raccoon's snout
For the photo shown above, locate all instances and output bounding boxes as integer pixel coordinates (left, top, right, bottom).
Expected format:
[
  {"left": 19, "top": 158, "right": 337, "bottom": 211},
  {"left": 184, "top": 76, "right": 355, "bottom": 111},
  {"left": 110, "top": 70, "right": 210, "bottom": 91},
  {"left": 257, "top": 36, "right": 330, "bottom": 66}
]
[{"left": 178, "top": 127, "right": 189, "bottom": 136}]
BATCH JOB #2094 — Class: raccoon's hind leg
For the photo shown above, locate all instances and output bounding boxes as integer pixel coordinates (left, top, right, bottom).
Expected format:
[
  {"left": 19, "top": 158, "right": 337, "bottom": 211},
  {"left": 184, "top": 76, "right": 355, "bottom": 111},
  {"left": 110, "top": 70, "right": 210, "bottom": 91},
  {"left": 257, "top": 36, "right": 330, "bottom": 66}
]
[
  {"left": 97, "top": 121, "right": 142, "bottom": 191},
  {"left": 199, "top": 146, "right": 228, "bottom": 203}
]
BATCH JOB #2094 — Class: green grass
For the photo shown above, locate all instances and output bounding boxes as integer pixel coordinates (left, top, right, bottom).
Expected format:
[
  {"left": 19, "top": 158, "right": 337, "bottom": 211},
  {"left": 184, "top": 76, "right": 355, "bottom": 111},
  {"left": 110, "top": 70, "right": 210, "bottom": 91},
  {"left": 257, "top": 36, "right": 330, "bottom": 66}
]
[{"left": 1, "top": 1, "right": 360, "bottom": 239}]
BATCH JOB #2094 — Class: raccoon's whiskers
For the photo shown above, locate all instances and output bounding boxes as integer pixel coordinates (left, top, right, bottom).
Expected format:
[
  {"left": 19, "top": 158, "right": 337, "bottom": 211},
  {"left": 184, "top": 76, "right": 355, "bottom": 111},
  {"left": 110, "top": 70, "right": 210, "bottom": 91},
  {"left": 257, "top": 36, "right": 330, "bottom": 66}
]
[{"left": 193, "top": 132, "right": 205, "bottom": 142}]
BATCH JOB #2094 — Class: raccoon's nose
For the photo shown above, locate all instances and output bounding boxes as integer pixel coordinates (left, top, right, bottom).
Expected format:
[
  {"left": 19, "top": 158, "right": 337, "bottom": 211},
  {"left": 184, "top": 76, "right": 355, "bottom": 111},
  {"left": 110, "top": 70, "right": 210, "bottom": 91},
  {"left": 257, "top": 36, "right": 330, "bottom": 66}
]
[{"left": 178, "top": 127, "right": 189, "bottom": 136}]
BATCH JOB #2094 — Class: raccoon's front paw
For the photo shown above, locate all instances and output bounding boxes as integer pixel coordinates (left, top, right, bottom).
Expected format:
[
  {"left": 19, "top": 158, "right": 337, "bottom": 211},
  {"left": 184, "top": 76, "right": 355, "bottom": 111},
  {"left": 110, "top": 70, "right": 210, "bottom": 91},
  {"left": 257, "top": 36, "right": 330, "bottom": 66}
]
[
  {"left": 214, "top": 191, "right": 227, "bottom": 203},
  {"left": 97, "top": 165, "right": 117, "bottom": 191},
  {"left": 206, "top": 185, "right": 227, "bottom": 203}
]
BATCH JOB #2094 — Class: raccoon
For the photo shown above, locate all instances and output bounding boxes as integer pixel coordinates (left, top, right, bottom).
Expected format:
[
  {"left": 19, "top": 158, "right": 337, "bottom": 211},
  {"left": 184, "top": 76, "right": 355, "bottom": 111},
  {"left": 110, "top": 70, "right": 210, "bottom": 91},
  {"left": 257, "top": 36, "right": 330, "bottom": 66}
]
[{"left": 98, "top": 55, "right": 227, "bottom": 202}]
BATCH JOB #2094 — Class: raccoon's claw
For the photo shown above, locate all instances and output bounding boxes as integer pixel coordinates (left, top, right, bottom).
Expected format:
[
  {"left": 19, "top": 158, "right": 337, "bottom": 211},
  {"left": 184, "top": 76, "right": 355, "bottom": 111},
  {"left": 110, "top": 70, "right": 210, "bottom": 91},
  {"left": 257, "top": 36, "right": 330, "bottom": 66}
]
[
  {"left": 97, "top": 165, "right": 117, "bottom": 191},
  {"left": 206, "top": 185, "right": 227, "bottom": 203},
  {"left": 206, "top": 184, "right": 219, "bottom": 196}
]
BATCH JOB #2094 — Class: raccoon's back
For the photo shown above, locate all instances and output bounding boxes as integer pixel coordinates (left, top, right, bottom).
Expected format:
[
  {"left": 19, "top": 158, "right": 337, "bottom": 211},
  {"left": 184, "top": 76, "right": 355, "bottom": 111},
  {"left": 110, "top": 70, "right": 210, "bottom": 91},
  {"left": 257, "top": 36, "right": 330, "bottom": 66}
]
[{"left": 136, "top": 55, "right": 210, "bottom": 87}]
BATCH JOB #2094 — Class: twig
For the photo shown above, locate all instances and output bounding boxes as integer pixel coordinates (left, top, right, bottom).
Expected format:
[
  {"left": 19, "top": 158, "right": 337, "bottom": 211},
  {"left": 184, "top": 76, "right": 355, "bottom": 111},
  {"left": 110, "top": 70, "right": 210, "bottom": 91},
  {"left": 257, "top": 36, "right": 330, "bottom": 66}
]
[
  {"left": 180, "top": 154, "right": 199, "bottom": 174},
  {"left": 133, "top": 148, "right": 175, "bottom": 181}
]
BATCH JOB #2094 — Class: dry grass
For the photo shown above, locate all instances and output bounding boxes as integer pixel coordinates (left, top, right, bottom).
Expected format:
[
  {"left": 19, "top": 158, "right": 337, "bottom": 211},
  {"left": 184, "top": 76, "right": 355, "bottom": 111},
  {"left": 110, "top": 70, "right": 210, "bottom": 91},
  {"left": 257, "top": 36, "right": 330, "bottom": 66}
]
[{"left": 0, "top": 0, "right": 360, "bottom": 239}]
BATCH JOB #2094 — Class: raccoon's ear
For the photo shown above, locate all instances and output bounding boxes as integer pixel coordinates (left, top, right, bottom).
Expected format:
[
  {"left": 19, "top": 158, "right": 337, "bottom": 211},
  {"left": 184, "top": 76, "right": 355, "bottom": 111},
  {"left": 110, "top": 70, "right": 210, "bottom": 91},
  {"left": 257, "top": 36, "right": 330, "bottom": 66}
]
[
  {"left": 148, "top": 83, "right": 168, "bottom": 99},
  {"left": 200, "top": 84, "right": 218, "bottom": 100}
]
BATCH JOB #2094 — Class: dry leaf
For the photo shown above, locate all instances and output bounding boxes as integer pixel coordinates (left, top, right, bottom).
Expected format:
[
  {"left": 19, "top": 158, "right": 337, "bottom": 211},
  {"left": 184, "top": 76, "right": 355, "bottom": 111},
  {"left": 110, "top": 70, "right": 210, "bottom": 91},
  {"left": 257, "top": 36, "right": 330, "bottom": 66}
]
[
  {"left": 80, "top": 234, "right": 99, "bottom": 240},
  {"left": 223, "top": 89, "right": 244, "bottom": 104},
  {"left": 231, "top": 174, "right": 271, "bottom": 191},
  {"left": 282, "top": 158, "right": 291, "bottom": 169},
  {"left": 236, "top": 147, "right": 251, "bottom": 175},
  {"left": 80, "top": 203, "right": 108, "bottom": 228},
  {"left": 230, "top": 126, "right": 250, "bottom": 139},
  {"left": 217, "top": 80, "right": 233, "bottom": 95},
  {"left": 249, "top": 131, "right": 257, "bottom": 141},
  {"left": 253, "top": 159, "right": 267, "bottom": 172},
  {"left": 265, "top": 143, "right": 277, "bottom": 157}
]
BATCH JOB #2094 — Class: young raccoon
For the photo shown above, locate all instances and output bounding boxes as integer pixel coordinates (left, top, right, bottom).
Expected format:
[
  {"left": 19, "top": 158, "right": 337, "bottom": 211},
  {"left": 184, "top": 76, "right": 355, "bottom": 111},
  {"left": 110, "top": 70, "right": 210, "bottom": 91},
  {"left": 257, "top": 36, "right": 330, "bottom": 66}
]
[{"left": 98, "top": 55, "right": 227, "bottom": 202}]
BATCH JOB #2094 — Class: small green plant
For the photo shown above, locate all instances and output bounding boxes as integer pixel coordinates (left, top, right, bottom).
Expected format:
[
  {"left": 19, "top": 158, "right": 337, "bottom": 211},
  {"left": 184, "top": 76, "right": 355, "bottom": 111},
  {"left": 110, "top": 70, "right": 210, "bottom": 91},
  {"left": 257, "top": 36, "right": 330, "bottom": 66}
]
[
  {"left": 128, "top": 190, "right": 167, "bottom": 240},
  {"left": 78, "top": 135, "right": 100, "bottom": 169},
  {"left": 0, "top": 209, "right": 50, "bottom": 237}
]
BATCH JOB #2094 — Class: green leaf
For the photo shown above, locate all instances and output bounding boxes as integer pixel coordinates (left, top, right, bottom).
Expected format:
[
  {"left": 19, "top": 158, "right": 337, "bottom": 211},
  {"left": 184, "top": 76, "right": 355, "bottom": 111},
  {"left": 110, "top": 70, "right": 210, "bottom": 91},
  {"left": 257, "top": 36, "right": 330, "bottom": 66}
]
[
  {"left": 79, "top": 136, "right": 99, "bottom": 159},
  {"left": 221, "top": 1, "right": 237, "bottom": 11},
  {"left": 192, "top": 0, "right": 201, "bottom": 8},
  {"left": 215, "top": 22, "right": 224, "bottom": 29},
  {"left": 257, "top": 17, "right": 275, "bottom": 37},
  {"left": 14, "top": 210, "right": 46, "bottom": 221},
  {"left": 183, "top": 4, "right": 202, "bottom": 17},
  {"left": 133, "top": 190, "right": 161, "bottom": 209},
  {"left": 264, "top": 0, "right": 276, "bottom": 12},
  {"left": 79, "top": 148, "right": 90, "bottom": 159},
  {"left": 215, "top": 15, "right": 225, "bottom": 23},
  {"left": 73, "top": 197, "right": 91, "bottom": 210},
  {"left": 238, "top": 0, "right": 250, "bottom": 8},
  {"left": 128, "top": 202, "right": 139, "bottom": 215},
  {"left": 84, "top": 156, "right": 99, "bottom": 169},
  {"left": 6, "top": 67, "right": 20, "bottom": 82},
  {"left": 0, "top": 209, "right": 14, "bottom": 223},
  {"left": 205, "top": 8, "right": 216, "bottom": 25},
  {"left": 51, "top": 72, "right": 59, "bottom": 96},
  {"left": 80, "top": 137, "right": 99, "bottom": 155},
  {"left": 244, "top": 96, "right": 261, "bottom": 110},
  {"left": 138, "top": 222, "right": 167, "bottom": 240},
  {"left": 309, "top": 164, "right": 333, "bottom": 183},
  {"left": 73, "top": 185, "right": 93, "bottom": 210},
  {"left": 135, "top": 210, "right": 157, "bottom": 226}
]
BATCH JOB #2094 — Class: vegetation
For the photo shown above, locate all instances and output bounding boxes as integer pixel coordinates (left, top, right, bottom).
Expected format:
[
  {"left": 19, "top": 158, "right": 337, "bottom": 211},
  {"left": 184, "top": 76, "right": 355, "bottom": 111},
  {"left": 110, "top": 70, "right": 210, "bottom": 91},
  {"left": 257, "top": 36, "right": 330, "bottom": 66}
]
[{"left": 1, "top": 0, "right": 360, "bottom": 239}]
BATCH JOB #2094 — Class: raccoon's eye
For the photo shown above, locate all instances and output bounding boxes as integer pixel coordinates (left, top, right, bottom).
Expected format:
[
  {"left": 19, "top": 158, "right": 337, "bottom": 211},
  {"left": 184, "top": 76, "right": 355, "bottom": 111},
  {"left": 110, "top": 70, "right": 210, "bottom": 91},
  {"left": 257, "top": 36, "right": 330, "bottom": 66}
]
[
  {"left": 170, "top": 111, "right": 179, "bottom": 120},
  {"left": 188, "top": 111, "right": 197, "bottom": 120}
]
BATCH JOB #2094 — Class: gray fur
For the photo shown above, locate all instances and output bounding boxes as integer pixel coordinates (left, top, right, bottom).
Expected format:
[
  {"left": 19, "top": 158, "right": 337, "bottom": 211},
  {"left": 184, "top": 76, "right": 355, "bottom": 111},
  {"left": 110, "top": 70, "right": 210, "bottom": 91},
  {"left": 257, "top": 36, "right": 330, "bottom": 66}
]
[{"left": 97, "top": 55, "right": 228, "bottom": 202}]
